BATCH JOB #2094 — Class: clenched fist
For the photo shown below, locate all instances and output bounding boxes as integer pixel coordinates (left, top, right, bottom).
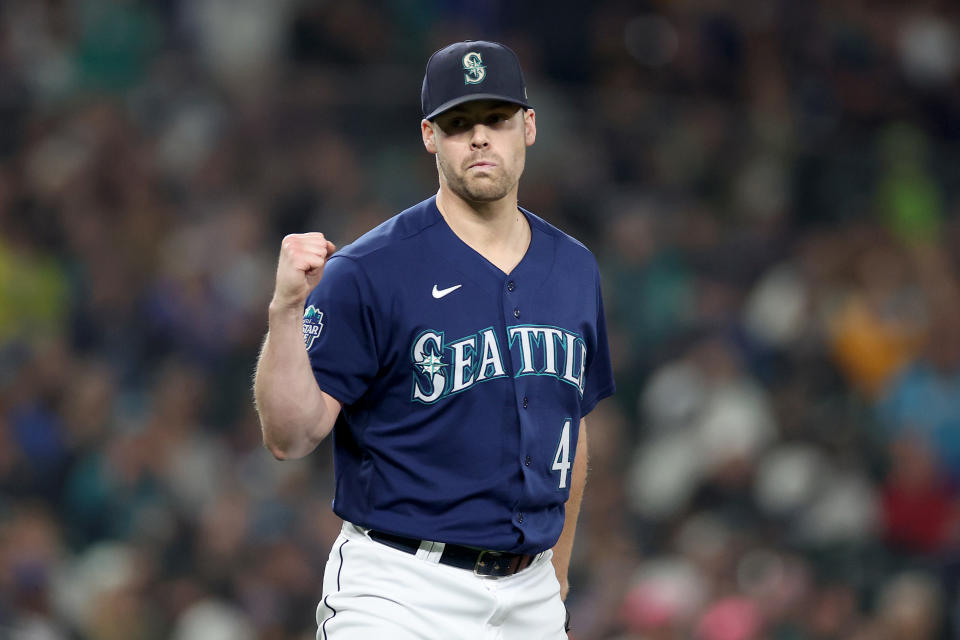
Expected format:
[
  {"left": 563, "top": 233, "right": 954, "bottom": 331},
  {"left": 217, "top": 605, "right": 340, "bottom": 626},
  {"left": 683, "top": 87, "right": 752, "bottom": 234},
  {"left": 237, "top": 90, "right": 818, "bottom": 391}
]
[{"left": 271, "top": 233, "right": 337, "bottom": 311}]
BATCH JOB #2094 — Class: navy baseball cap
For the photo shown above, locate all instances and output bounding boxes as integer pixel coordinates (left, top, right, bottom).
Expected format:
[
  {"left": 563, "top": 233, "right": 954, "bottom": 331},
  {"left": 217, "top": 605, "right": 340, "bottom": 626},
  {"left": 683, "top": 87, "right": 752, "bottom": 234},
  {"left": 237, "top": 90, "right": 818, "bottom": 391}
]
[{"left": 421, "top": 40, "right": 531, "bottom": 120}]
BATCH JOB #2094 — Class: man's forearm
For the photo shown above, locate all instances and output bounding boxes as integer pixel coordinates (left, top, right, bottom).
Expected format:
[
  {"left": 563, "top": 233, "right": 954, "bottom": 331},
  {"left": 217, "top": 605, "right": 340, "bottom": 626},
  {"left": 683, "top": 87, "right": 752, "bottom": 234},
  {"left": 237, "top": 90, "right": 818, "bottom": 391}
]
[
  {"left": 551, "top": 418, "right": 588, "bottom": 600},
  {"left": 254, "top": 302, "right": 333, "bottom": 459}
]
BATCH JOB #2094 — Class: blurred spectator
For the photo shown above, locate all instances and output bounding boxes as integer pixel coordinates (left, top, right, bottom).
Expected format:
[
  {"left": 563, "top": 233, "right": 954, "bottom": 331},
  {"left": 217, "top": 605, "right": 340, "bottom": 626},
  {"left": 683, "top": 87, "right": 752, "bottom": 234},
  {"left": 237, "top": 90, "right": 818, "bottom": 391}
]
[
  {"left": 878, "top": 296, "right": 960, "bottom": 480},
  {"left": 827, "top": 235, "right": 925, "bottom": 398},
  {"left": 874, "top": 571, "right": 943, "bottom": 640},
  {"left": 880, "top": 434, "right": 959, "bottom": 555},
  {"left": 628, "top": 336, "right": 776, "bottom": 524}
]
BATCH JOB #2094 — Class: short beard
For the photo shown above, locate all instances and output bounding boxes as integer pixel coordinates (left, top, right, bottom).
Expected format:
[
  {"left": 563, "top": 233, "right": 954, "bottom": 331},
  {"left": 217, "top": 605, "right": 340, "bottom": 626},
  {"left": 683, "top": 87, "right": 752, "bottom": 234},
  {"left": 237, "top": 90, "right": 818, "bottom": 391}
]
[{"left": 437, "top": 153, "right": 515, "bottom": 203}]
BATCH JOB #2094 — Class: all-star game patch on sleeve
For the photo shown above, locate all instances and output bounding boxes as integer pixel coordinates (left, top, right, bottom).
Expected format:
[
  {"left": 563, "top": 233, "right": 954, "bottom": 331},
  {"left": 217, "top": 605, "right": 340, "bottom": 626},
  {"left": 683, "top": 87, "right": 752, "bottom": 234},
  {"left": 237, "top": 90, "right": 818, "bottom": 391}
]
[{"left": 303, "top": 255, "right": 379, "bottom": 405}]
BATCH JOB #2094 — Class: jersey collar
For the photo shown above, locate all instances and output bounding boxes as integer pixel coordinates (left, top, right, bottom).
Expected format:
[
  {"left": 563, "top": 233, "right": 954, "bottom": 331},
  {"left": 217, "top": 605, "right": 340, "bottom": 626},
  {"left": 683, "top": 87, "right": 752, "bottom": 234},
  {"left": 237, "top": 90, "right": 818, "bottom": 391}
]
[{"left": 425, "top": 196, "right": 555, "bottom": 293}]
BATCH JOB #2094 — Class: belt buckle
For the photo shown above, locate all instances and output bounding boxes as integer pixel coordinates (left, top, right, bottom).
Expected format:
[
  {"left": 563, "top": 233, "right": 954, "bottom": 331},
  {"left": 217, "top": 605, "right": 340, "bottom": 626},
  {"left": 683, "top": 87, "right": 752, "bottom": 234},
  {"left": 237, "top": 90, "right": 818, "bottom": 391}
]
[{"left": 474, "top": 550, "right": 504, "bottom": 576}]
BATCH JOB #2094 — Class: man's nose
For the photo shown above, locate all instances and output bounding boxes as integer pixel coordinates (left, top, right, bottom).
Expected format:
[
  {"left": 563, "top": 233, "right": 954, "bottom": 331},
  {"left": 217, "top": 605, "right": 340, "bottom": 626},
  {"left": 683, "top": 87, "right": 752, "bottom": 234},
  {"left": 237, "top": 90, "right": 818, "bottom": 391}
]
[{"left": 470, "top": 125, "right": 490, "bottom": 149}]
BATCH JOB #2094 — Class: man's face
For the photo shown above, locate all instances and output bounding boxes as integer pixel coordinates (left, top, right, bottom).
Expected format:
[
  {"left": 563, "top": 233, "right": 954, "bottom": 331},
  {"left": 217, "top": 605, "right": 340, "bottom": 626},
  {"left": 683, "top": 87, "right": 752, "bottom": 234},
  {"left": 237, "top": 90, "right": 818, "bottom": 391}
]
[{"left": 422, "top": 100, "right": 536, "bottom": 204}]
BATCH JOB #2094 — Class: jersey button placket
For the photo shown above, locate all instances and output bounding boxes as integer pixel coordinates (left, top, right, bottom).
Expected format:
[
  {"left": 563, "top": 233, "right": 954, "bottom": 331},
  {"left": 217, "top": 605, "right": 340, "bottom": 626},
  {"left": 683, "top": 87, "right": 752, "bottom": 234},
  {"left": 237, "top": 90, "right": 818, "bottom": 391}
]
[{"left": 507, "top": 280, "right": 527, "bottom": 536}]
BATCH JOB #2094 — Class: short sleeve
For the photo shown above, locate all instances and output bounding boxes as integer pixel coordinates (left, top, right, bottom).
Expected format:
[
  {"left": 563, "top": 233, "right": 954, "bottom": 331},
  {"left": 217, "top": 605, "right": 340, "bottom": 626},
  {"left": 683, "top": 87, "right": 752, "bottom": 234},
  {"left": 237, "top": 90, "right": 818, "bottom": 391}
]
[
  {"left": 581, "top": 267, "right": 616, "bottom": 415},
  {"left": 302, "top": 256, "right": 379, "bottom": 405}
]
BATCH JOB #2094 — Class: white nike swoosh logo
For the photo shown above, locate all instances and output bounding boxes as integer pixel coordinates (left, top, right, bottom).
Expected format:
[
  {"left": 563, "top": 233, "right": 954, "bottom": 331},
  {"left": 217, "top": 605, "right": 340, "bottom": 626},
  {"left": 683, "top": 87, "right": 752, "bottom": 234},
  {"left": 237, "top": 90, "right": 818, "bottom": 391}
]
[{"left": 432, "top": 284, "right": 462, "bottom": 299}]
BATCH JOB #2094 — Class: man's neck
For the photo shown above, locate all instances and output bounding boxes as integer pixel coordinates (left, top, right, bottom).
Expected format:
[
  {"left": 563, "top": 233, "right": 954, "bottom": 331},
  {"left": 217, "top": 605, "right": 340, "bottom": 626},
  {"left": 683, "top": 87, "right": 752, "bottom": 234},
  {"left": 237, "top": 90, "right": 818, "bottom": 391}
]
[{"left": 435, "top": 185, "right": 531, "bottom": 274}]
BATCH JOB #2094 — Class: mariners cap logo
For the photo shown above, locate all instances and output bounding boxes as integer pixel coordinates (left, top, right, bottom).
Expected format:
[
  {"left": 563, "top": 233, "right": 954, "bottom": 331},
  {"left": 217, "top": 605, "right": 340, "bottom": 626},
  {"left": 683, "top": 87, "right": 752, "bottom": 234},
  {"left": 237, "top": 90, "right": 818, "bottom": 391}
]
[
  {"left": 302, "top": 305, "right": 325, "bottom": 350},
  {"left": 462, "top": 51, "right": 486, "bottom": 85}
]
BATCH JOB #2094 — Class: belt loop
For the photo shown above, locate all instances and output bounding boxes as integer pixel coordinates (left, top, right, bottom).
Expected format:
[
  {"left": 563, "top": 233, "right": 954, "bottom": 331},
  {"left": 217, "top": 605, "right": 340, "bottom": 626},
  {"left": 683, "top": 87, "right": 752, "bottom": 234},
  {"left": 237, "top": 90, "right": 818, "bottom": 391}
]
[
  {"left": 415, "top": 539, "right": 445, "bottom": 563},
  {"left": 347, "top": 521, "right": 371, "bottom": 539}
]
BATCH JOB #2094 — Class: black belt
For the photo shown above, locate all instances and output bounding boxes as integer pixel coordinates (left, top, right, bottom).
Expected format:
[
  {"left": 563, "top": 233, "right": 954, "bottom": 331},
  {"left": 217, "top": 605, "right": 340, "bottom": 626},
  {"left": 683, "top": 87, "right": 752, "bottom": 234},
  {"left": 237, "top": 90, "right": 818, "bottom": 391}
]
[{"left": 367, "top": 529, "right": 537, "bottom": 577}]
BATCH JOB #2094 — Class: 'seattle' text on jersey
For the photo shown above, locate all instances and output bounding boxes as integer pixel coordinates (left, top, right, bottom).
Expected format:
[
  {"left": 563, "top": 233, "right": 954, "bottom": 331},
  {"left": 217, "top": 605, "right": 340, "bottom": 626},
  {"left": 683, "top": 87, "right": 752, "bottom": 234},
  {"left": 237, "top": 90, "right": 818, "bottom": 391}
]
[{"left": 410, "top": 325, "right": 587, "bottom": 403}]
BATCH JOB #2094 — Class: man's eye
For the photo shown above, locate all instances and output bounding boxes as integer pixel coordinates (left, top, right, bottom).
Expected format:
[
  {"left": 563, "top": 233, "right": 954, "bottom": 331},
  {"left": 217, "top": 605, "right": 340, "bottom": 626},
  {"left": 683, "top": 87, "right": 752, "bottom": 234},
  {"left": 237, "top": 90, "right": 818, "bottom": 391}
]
[{"left": 450, "top": 119, "right": 467, "bottom": 128}]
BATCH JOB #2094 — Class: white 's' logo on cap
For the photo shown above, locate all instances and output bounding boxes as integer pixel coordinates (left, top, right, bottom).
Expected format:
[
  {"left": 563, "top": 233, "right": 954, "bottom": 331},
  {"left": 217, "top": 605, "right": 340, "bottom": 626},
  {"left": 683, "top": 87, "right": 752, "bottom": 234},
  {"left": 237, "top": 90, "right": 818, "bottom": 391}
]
[{"left": 462, "top": 52, "right": 486, "bottom": 85}]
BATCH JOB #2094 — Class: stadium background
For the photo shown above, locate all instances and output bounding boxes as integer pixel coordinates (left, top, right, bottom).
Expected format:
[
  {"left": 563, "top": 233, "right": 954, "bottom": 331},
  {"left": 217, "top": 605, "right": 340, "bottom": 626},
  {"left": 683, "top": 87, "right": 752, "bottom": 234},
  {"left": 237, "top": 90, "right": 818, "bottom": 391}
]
[{"left": 2, "top": 1, "right": 960, "bottom": 638}]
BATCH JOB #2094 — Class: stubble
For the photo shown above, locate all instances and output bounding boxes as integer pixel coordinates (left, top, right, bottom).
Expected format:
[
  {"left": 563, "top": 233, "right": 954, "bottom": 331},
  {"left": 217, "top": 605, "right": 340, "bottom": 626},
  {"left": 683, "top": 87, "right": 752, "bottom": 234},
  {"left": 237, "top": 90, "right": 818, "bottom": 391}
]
[{"left": 436, "top": 153, "right": 518, "bottom": 203}]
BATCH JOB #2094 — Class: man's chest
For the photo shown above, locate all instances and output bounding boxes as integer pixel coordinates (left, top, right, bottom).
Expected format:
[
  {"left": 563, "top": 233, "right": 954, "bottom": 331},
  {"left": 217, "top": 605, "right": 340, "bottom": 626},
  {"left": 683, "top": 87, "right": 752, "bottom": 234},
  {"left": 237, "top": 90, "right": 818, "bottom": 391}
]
[{"left": 387, "top": 272, "right": 593, "bottom": 405}]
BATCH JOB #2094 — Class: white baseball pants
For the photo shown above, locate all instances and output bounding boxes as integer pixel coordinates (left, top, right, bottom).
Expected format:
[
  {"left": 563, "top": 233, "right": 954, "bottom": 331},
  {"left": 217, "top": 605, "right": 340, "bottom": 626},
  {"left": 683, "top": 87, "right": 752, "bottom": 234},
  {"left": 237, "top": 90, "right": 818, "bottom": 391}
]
[{"left": 316, "top": 521, "right": 567, "bottom": 639}]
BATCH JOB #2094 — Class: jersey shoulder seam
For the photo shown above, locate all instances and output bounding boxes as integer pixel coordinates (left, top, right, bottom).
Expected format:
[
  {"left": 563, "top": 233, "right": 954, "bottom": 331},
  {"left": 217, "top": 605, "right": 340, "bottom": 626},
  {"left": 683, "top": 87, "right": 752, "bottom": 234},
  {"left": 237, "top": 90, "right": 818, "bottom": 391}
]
[
  {"left": 522, "top": 207, "right": 597, "bottom": 259},
  {"left": 335, "top": 222, "right": 442, "bottom": 262}
]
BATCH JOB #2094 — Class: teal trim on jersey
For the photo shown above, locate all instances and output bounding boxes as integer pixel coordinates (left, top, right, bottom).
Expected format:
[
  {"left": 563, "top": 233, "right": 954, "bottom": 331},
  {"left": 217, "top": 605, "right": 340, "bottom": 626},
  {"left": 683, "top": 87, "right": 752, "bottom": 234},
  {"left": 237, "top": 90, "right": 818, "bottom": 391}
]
[
  {"left": 410, "top": 326, "right": 508, "bottom": 405},
  {"left": 410, "top": 328, "right": 447, "bottom": 404},
  {"left": 447, "top": 334, "right": 479, "bottom": 394},
  {"left": 506, "top": 324, "right": 587, "bottom": 396},
  {"left": 473, "top": 326, "right": 507, "bottom": 382}
]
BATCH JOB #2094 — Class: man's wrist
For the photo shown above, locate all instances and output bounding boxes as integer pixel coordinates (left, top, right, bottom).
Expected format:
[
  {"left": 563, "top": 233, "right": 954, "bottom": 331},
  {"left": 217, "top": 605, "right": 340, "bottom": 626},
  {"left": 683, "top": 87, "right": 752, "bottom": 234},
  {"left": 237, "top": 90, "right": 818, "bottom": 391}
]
[{"left": 269, "top": 298, "right": 305, "bottom": 320}]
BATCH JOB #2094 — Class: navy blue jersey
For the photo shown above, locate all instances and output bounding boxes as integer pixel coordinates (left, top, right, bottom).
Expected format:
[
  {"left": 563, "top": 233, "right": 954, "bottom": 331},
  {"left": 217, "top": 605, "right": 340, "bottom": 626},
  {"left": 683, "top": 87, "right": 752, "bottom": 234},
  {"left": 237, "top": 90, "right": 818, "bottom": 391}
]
[{"left": 303, "top": 196, "right": 615, "bottom": 554}]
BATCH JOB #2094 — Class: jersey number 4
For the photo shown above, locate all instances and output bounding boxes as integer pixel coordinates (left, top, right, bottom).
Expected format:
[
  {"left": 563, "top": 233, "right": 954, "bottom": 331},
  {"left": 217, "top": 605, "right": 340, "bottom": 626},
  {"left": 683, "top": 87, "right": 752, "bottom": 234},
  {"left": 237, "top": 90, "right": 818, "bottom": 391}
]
[{"left": 553, "top": 418, "right": 573, "bottom": 489}]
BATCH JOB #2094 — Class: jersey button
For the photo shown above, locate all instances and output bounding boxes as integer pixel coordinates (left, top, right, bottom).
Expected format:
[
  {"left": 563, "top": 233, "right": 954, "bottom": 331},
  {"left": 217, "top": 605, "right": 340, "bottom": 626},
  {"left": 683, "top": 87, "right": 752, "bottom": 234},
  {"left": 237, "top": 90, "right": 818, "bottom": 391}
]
[
  {"left": 522, "top": 397, "right": 528, "bottom": 408},
  {"left": 517, "top": 512, "right": 524, "bottom": 523},
  {"left": 514, "top": 308, "right": 520, "bottom": 318},
  {"left": 507, "top": 280, "right": 515, "bottom": 292},
  {"left": 525, "top": 455, "right": 532, "bottom": 466}
]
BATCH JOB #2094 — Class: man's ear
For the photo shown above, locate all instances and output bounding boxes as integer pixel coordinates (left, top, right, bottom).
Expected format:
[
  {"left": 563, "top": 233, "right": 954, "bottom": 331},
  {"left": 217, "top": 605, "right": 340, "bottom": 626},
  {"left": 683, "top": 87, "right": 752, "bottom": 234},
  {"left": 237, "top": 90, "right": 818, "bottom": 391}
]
[
  {"left": 523, "top": 109, "right": 537, "bottom": 147},
  {"left": 422, "top": 119, "right": 438, "bottom": 154}
]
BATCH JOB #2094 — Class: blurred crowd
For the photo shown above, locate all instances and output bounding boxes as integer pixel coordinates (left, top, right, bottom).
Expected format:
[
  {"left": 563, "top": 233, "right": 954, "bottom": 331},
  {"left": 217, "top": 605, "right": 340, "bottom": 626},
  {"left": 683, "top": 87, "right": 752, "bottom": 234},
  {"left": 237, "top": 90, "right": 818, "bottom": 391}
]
[{"left": 3, "top": 1, "right": 960, "bottom": 639}]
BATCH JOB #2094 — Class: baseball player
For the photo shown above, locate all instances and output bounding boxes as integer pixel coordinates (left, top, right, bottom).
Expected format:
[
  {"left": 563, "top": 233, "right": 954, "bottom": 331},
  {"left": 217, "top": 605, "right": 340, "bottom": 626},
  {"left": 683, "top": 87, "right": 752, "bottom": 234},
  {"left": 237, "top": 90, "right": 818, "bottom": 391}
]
[{"left": 254, "top": 40, "right": 615, "bottom": 639}]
